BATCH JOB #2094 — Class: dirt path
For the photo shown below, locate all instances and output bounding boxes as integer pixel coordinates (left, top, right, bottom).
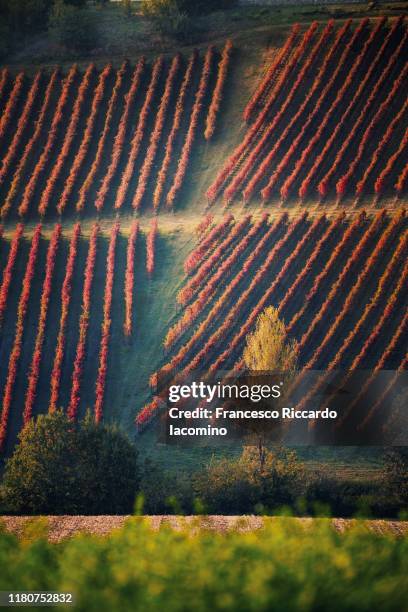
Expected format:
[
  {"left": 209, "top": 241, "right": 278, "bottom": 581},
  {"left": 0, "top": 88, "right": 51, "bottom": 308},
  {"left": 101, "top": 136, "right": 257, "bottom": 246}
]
[
  {"left": 1, "top": 515, "right": 407, "bottom": 542},
  {"left": 1, "top": 199, "right": 404, "bottom": 240}
]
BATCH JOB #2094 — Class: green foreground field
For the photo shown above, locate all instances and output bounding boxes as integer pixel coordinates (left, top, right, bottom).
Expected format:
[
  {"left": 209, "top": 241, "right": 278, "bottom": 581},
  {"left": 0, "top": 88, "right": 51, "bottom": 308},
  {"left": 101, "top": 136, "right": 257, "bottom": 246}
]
[{"left": 0, "top": 516, "right": 407, "bottom": 611}]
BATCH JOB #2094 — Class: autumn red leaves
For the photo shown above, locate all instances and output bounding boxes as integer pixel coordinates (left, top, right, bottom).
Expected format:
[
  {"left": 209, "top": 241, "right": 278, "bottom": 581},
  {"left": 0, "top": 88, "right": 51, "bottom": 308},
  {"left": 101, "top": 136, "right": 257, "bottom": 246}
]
[
  {"left": 0, "top": 69, "right": 59, "bottom": 220},
  {"left": 49, "top": 223, "right": 81, "bottom": 414},
  {"left": 204, "top": 40, "right": 233, "bottom": 141},
  {"left": 124, "top": 222, "right": 139, "bottom": 337},
  {"left": 0, "top": 222, "right": 158, "bottom": 450},
  {"left": 96, "top": 58, "right": 145, "bottom": 212},
  {"left": 0, "top": 41, "right": 232, "bottom": 220},
  {"left": 94, "top": 223, "right": 119, "bottom": 423},
  {"left": 0, "top": 225, "right": 42, "bottom": 449},
  {"left": 207, "top": 17, "right": 407, "bottom": 206},
  {"left": 138, "top": 211, "right": 407, "bottom": 429},
  {"left": 67, "top": 223, "right": 99, "bottom": 421},
  {"left": 17, "top": 66, "right": 78, "bottom": 218}
]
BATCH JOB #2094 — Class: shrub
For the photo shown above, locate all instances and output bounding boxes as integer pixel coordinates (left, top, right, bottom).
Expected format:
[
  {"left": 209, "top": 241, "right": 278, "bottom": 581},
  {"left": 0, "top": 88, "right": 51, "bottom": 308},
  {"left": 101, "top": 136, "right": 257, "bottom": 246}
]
[
  {"left": 142, "top": 0, "right": 193, "bottom": 42},
  {"left": 142, "top": 0, "right": 236, "bottom": 18},
  {"left": 140, "top": 459, "right": 193, "bottom": 514},
  {"left": 48, "top": 1, "right": 98, "bottom": 52},
  {"left": 304, "top": 475, "right": 378, "bottom": 518},
  {"left": 0, "top": 0, "right": 50, "bottom": 33},
  {"left": 193, "top": 447, "right": 306, "bottom": 514},
  {"left": 0, "top": 411, "right": 140, "bottom": 515},
  {"left": 0, "top": 21, "right": 11, "bottom": 59},
  {"left": 382, "top": 448, "right": 408, "bottom": 511}
]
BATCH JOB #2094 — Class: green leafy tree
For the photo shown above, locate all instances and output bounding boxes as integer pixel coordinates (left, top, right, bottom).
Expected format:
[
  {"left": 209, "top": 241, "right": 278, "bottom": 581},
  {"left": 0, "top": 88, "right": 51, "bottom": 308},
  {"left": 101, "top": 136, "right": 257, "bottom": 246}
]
[
  {"left": 122, "top": 0, "right": 132, "bottom": 16},
  {"left": 383, "top": 447, "right": 408, "bottom": 511},
  {"left": 48, "top": 1, "right": 98, "bottom": 52},
  {"left": 0, "top": 21, "right": 11, "bottom": 59},
  {"left": 139, "top": 459, "right": 193, "bottom": 514},
  {"left": 142, "top": 0, "right": 236, "bottom": 17},
  {"left": 0, "top": 0, "right": 51, "bottom": 33},
  {"left": 0, "top": 411, "right": 140, "bottom": 514},
  {"left": 141, "top": 0, "right": 191, "bottom": 41},
  {"left": 65, "top": 0, "right": 87, "bottom": 6}
]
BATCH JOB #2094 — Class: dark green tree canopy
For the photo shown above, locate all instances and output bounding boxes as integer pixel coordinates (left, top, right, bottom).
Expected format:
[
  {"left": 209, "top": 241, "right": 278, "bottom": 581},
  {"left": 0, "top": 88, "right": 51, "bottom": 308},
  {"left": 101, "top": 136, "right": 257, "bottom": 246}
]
[
  {"left": 48, "top": 1, "right": 98, "bottom": 51},
  {"left": 1, "top": 411, "right": 141, "bottom": 515},
  {"left": 142, "top": 0, "right": 236, "bottom": 17},
  {"left": 0, "top": 0, "right": 50, "bottom": 31},
  {"left": 0, "top": 0, "right": 87, "bottom": 32}
]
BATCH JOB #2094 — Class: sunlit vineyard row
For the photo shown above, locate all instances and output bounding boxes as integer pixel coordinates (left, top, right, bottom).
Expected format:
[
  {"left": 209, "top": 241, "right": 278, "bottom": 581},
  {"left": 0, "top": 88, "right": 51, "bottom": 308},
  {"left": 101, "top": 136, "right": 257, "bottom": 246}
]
[
  {"left": 140, "top": 210, "right": 407, "bottom": 428},
  {"left": 0, "top": 223, "right": 159, "bottom": 451},
  {"left": 0, "top": 43, "right": 232, "bottom": 219},
  {"left": 207, "top": 17, "right": 407, "bottom": 206}
]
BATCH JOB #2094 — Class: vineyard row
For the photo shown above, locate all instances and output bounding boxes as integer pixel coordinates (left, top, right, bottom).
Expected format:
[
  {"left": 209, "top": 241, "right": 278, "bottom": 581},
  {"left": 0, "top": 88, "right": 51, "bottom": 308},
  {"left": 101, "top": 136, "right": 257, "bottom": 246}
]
[
  {"left": 0, "top": 222, "right": 159, "bottom": 451},
  {"left": 0, "top": 44, "right": 232, "bottom": 220},
  {"left": 207, "top": 18, "right": 408, "bottom": 205},
  {"left": 138, "top": 210, "right": 407, "bottom": 430}
]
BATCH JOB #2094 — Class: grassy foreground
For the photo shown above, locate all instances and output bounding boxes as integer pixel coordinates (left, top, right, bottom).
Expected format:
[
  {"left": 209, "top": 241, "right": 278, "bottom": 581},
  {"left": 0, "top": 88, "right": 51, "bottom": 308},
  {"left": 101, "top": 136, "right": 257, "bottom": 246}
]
[{"left": 0, "top": 517, "right": 407, "bottom": 611}]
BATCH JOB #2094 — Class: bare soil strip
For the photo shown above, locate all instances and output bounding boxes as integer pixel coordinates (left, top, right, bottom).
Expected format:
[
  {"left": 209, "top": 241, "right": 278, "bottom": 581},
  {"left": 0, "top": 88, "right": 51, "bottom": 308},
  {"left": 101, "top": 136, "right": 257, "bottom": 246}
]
[{"left": 1, "top": 515, "right": 407, "bottom": 542}]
